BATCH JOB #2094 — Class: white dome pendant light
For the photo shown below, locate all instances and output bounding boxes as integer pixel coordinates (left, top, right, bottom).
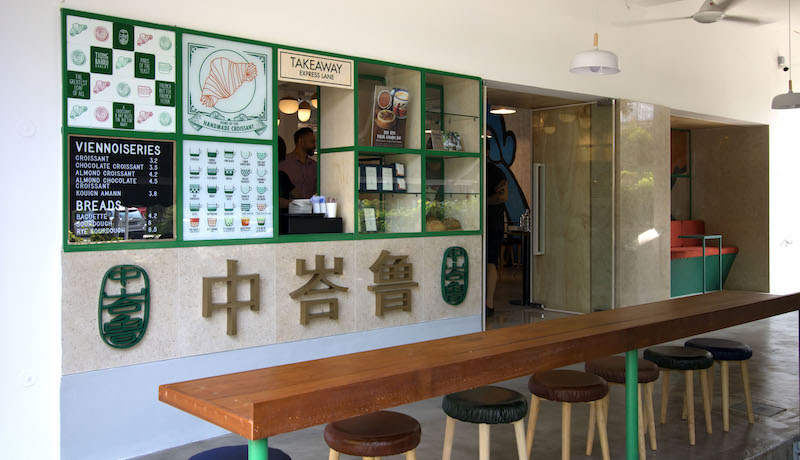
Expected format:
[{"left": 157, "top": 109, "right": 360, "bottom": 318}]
[
  {"left": 772, "top": 0, "right": 800, "bottom": 109},
  {"left": 570, "top": 32, "right": 620, "bottom": 75}
]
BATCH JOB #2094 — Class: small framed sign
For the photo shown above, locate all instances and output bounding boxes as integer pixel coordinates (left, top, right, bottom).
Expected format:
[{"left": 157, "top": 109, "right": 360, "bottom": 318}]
[
  {"left": 393, "top": 162, "right": 405, "bottom": 177},
  {"left": 360, "top": 165, "right": 379, "bottom": 192},
  {"left": 395, "top": 177, "right": 407, "bottom": 192},
  {"left": 381, "top": 166, "right": 394, "bottom": 192},
  {"left": 363, "top": 207, "right": 378, "bottom": 233}
]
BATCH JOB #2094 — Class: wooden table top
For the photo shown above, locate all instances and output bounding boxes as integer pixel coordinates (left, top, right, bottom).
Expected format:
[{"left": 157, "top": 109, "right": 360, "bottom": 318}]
[{"left": 159, "top": 290, "right": 799, "bottom": 440}]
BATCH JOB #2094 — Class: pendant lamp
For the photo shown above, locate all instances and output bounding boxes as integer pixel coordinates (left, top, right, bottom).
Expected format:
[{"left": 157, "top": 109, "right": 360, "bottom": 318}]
[
  {"left": 279, "top": 97, "right": 299, "bottom": 114},
  {"left": 490, "top": 107, "right": 516, "bottom": 115},
  {"left": 772, "top": 0, "right": 800, "bottom": 109},
  {"left": 297, "top": 101, "right": 312, "bottom": 122},
  {"left": 570, "top": 33, "right": 620, "bottom": 75}
]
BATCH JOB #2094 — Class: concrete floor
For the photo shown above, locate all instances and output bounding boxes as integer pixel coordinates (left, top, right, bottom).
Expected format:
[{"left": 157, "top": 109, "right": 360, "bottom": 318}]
[{"left": 136, "top": 278, "right": 799, "bottom": 460}]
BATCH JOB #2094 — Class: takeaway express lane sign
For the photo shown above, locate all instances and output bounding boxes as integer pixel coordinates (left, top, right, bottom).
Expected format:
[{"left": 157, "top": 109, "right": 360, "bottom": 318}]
[
  {"left": 278, "top": 49, "right": 353, "bottom": 89},
  {"left": 69, "top": 135, "right": 174, "bottom": 242}
]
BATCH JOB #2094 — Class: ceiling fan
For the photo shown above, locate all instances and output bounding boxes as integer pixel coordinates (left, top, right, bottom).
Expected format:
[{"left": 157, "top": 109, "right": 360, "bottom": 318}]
[{"left": 623, "top": 0, "right": 770, "bottom": 26}]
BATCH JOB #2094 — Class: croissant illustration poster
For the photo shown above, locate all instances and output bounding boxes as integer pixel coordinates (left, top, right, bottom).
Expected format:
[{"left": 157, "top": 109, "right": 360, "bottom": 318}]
[
  {"left": 65, "top": 15, "right": 177, "bottom": 133},
  {"left": 183, "top": 34, "right": 272, "bottom": 140}
]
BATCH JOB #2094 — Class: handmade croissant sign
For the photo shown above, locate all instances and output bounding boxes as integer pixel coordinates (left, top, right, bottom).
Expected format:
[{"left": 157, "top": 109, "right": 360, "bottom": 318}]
[
  {"left": 200, "top": 57, "right": 258, "bottom": 107},
  {"left": 185, "top": 34, "right": 272, "bottom": 139}
]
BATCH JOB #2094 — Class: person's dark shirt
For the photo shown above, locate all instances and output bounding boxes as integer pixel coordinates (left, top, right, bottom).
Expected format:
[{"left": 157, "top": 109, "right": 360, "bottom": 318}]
[
  {"left": 279, "top": 170, "right": 295, "bottom": 205},
  {"left": 486, "top": 162, "right": 506, "bottom": 239}
]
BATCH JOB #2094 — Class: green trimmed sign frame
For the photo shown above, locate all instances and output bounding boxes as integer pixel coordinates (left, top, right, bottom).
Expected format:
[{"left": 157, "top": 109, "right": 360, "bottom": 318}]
[{"left": 62, "top": 9, "right": 483, "bottom": 252}]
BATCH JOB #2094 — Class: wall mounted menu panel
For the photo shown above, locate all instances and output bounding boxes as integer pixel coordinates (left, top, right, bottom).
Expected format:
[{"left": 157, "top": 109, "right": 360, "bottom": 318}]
[
  {"left": 183, "top": 140, "right": 273, "bottom": 240},
  {"left": 65, "top": 15, "right": 177, "bottom": 133},
  {"left": 182, "top": 34, "right": 272, "bottom": 140},
  {"left": 68, "top": 135, "right": 175, "bottom": 243}
]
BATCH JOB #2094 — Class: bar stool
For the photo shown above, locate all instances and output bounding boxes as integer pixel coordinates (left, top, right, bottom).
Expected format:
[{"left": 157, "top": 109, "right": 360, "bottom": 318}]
[
  {"left": 643, "top": 345, "right": 713, "bottom": 445},
  {"left": 685, "top": 337, "right": 755, "bottom": 431},
  {"left": 188, "top": 445, "right": 291, "bottom": 459},
  {"left": 324, "top": 411, "right": 420, "bottom": 460},
  {"left": 526, "top": 370, "right": 611, "bottom": 460},
  {"left": 585, "top": 356, "right": 660, "bottom": 459},
  {"left": 441, "top": 386, "right": 528, "bottom": 460}
]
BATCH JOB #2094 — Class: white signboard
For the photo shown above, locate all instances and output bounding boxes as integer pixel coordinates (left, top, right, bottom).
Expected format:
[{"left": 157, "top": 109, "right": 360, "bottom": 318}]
[
  {"left": 183, "top": 35, "right": 272, "bottom": 139},
  {"left": 183, "top": 140, "right": 273, "bottom": 240},
  {"left": 278, "top": 49, "right": 354, "bottom": 89},
  {"left": 65, "top": 15, "right": 176, "bottom": 133}
]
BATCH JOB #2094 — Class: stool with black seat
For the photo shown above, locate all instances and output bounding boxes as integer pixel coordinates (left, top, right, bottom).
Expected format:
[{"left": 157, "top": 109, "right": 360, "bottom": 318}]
[
  {"left": 440, "top": 386, "right": 528, "bottom": 460},
  {"left": 584, "top": 356, "right": 660, "bottom": 459},
  {"left": 324, "top": 410, "right": 420, "bottom": 460},
  {"left": 643, "top": 345, "right": 714, "bottom": 445},
  {"left": 188, "top": 445, "right": 291, "bottom": 460},
  {"left": 526, "top": 370, "right": 611, "bottom": 460},
  {"left": 684, "top": 337, "right": 754, "bottom": 431}
]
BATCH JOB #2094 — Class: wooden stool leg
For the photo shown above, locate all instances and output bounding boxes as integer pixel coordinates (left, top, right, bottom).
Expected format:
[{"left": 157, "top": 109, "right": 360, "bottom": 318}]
[
  {"left": 660, "top": 370, "right": 670, "bottom": 424},
  {"left": 741, "top": 360, "right": 755, "bottom": 424},
  {"left": 721, "top": 360, "right": 730, "bottom": 432},
  {"left": 561, "top": 402, "right": 572, "bottom": 460},
  {"left": 685, "top": 370, "right": 696, "bottom": 445},
  {"left": 645, "top": 382, "right": 657, "bottom": 451},
  {"left": 681, "top": 388, "right": 688, "bottom": 420},
  {"left": 513, "top": 420, "right": 527, "bottom": 460},
  {"left": 708, "top": 362, "right": 716, "bottom": 400},
  {"left": 442, "top": 416, "right": 456, "bottom": 460},
  {"left": 638, "top": 384, "right": 646, "bottom": 460},
  {"left": 526, "top": 395, "right": 540, "bottom": 456},
  {"left": 328, "top": 448, "right": 340, "bottom": 460},
  {"left": 596, "top": 396, "right": 611, "bottom": 460},
  {"left": 700, "top": 368, "right": 712, "bottom": 434},
  {"left": 405, "top": 449, "right": 416, "bottom": 460},
  {"left": 586, "top": 400, "right": 596, "bottom": 455},
  {"left": 479, "top": 423, "right": 490, "bottom": 460}
]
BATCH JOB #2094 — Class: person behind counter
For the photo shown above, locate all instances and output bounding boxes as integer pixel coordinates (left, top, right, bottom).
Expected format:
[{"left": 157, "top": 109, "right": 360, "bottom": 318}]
[
  {"left": 277, "top": 137, "right": 297, "bottom": 210},
  {"left": 279, "top": 127, "right": 317, "bottom": 199}
]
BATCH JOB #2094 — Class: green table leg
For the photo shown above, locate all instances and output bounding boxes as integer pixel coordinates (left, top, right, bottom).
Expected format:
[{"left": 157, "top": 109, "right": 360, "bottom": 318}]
[
  {"left": 249, "top": 439, "right": 268, "bottom": 460},
  {"left": 626, "top": 350, "right": 639, "bottom": 460}
]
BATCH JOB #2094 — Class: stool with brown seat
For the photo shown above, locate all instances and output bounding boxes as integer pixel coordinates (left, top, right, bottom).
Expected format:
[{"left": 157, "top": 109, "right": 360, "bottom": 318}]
[
  {"left": 526, "top": 370, "right": 611, "bottom": 460},
  {"left": 441, "top": 386, "right": 528, "bottom": 460},
  {"left": 643, "top": 345, "right": 714, "bottom": 445},
  {"left": 324, "top": 411, "right": 420, "bottom": 460},
  {"left": 684, "top": 337, "right": 755, "bottom": 431},
  {"left": 584, "top": 356, "right": 660, "bottom": 459}
]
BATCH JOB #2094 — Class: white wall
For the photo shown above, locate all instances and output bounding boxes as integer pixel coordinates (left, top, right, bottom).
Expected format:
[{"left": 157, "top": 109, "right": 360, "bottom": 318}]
[{"left": 2, "top": 0, "right": 799, "bottom": 458}]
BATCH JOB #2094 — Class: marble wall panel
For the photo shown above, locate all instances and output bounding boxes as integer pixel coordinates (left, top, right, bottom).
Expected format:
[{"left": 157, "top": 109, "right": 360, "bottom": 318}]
[
  {"left": 691, "top": 126, "right": 769, "bottom": 292},
  {"left": 615, "top": 101, "right": 671, "bottom": 307},
  {"left": 62, "top": 236, "right": 481, "bottom": 374}
]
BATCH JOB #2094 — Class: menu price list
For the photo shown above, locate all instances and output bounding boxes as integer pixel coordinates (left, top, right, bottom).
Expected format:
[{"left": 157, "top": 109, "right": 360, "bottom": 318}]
[
  {"left": 183, "top": 140, "right": 273, "bottom": 241},
  {"left": 69, "top": 135, "right": 174, "bottom": 243}
]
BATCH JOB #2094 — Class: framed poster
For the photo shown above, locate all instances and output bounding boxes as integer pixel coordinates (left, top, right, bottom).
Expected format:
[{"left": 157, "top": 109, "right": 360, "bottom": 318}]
[
  {"left": 183, "top": 140, "right": 273, "bottom": 240},
  {"left": 363, "top": 207, "right": 378, "bottom": 233},
  {"left": 381, "top": 166, "right": 394, "bottom": 192},
  {"left": 65, "top": 14, "right": 177, "bottom": 133},
  {"left": 68, "top": 135, "right": 175, "bottom": 243},
  {"left": 371, "top": 86, "right": 408, "bottom": 148},
  {"left": 183, "top": 34, "right": 272, "bottom": 139}
]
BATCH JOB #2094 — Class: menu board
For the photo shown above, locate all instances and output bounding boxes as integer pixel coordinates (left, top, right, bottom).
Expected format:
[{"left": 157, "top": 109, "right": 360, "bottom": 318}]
[
  {"left": 183, "top": 34, "right": 272, "bottom": 140},
  {"left": 183, "top": 141, "right": 273, "bottom": 240},
  {"left": 371, "top": 86, "right": 409, "bottom": 148},
  {"left": 69, "top": 135, "right": 174, "bottom": 242},
  {"left": 65, "top": 15, "right": 177, "bottom": 133}
]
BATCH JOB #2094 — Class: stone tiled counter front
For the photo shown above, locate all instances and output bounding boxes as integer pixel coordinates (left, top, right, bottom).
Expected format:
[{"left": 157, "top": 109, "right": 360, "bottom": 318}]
[{"left": 61, "top": 235, "right": 481, "bottom": 375}]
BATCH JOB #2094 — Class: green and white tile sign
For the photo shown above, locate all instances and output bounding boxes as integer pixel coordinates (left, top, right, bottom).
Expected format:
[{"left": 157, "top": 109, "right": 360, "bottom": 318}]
[
  {"left": 65, "top": 15, "right": 176, "bottom": 133},
  {"left": 182, "top": 34, "right": 272, "bottom": 140}
]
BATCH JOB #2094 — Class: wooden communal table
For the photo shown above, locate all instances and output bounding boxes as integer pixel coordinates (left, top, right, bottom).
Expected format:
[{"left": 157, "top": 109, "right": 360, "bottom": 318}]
[{"left": 160, "top": 290, "right": 800, "bottom": 460}]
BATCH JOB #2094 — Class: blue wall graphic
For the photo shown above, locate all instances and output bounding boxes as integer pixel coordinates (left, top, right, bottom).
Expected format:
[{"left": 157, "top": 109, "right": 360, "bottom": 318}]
[{"left": 486, "top": 111, "right": 528, "bottom": 224}]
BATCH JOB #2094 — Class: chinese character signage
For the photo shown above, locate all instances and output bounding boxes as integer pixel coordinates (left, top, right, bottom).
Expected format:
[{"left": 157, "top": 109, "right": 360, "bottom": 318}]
[
  {"left": 442, "top": 246, "right": 468, "bottom": 305},
  {"left": 183, "top": 34, "right": 272, "bottom": 139},
  {"left": 290, "top": 255, "right": 348, "bottom": 325},
  {"left": 183, "top": 140, "right": 273, "bottom": 240},
  {"left": 65, "top": 15, "right": 176, "bottom": 133},
  {"left": 98, "top": 265, "right": 149, "bottom": 348},
  {"left": 368, "top": 250, "right": 418, "bottom": 316},
  {"left": 202, "top": 260, "right": 260, "bottom": 335}
]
